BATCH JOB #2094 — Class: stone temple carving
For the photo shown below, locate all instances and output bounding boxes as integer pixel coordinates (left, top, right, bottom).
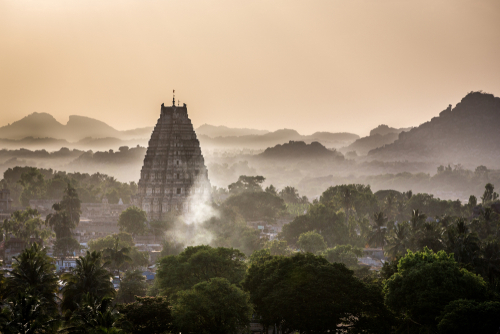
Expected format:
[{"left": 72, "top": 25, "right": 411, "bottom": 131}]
[{"left": 133, "top": 97, "right": 211, "bottom": 221}]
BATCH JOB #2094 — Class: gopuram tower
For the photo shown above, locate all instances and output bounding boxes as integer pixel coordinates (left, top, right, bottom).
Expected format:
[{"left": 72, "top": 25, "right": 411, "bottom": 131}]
[{"left": 133, "top": 93, "right": 211, "bottom": 221}]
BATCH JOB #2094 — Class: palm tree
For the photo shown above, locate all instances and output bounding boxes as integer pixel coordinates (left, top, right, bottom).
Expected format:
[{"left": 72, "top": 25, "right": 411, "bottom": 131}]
[
  {"left": 384, "top": 193, "right": 396, "bottom": 221},
  {"left": 479, "top": 241, "right": 500, "bottom": 285},
  {"left": 415, "top": 221, "right": 444, "bottom": 252},
  {"left": 103, "top": 236, "right": 132, "bottom": 283},
  {"left": 446, "top": 218, "right": 481, "bottom": 267},
  {"left": 6, "top": 243, "right": 59, "bottom": 313},
  {"left": 338, "top": 185, "right": 355, "bottom": 226},
  {"left": 368, "top": 212, "right": 388, "bottom": 250},
  {"left": 61, "top": 251, "right": 115, "bottom": 313},
  {"left": 385, "top": 222, "right": 410, "bottom": 259},
  {"left": 63, "top": 293, "right": 119, "bottom": 334},
  {"left": 410, "top": 209, "right": 426, "bottom": 231},
  {"left": 0, "top": 293, "right": 58, "bottom": 334}
]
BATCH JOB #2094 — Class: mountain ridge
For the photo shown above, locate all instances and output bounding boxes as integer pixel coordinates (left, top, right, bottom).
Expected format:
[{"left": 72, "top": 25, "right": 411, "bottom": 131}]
[{"left": 367, "top": 91, "right": 500, "bottom": 166}]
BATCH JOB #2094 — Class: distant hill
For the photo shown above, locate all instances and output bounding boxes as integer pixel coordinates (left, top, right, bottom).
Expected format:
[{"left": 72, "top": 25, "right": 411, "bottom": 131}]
[
  {"left": 368, "top": 91, "right": 500, "bottom": 166},
  {"left": 258, "top": 141, "right": 343, "bottom": 160},
  {"left": 341, "top": 125, "right": 411, "bottom": 156},
  {"left": 196, "top": 124, "right": 270, "bottom": 137},
  {"left": 199, "top": 129, "right": 359, "bottom": 150},
  {"left": 343, "top": 133, "right": 400, "bottom": 156},
  {"left": 370, "top": 124, "right": 412, "bottom": 136},
  {"left": 0, "top": 112, "right": 153, "bottom": 142}
]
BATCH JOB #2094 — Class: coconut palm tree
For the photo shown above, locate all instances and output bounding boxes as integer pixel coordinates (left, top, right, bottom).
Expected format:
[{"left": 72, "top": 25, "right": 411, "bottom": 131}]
[
  {"left": 385, "top": 222, "right": 410, "bottom": 259},
  {"left": 415, "top": 221, "right": 444, "bottom": 252},
  {"left": 446, "top": 218, "right": 481, "bottom": 267},
  {"left": 63, "top": 293, "right": 119, "bottom": 334},
  {"left": 61, "top": 251, "right": 115, "bottom": 313},
  {"left": 368, "top": 212, "right": 388, "bottom": 250},
  {"left": 0, "top": 293, "right": 58, "bottom": 334},
  {"left": 103, "top": 236, "right": 132, "bottom": 283},
  {"left": 6, "top": 243, "right": 59, "bottom": 313}
]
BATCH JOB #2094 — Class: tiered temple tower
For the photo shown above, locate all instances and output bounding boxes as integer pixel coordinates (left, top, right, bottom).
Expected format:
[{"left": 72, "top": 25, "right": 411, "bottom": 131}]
[{"left": 133, "top": 96, "right": 211, "bottom": 221}]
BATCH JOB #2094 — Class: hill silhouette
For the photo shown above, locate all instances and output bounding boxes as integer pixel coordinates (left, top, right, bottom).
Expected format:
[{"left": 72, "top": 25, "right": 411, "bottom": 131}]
[
  {"left": 368, "top": 91, "right": 500, "bottom": 166},
  {"left": 342, "top": 125, "right": 411, "bottom": 156},
  {"left": 258, "top": 141, "right": 343, "bottom": 160},
  {"left": 0, "top": 112, "right": 153, "bottom": 142},
  {"left": 199, "top": 129, "right": 359, "bottom": 150},
  {"left": 196, "top": 124, "right": 269, "bottom": 137}
]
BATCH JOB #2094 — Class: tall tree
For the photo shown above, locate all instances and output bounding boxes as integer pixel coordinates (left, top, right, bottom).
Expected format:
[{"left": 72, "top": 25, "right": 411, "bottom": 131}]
[
  {"left": 116, "top": 297, "right": 173, "bottom": 334},
  {"left": 0, "top": 293, "right": 58, "bottom": 334},
  {"left": 61, "top": 251, "right": 115, "bottom": 312},
  {"left": 156, "top": 245, "right": 247, "bottom": 297},
  {"left": 63, "top": 294, "right": 119, "bottom": 334},
  {"left": 384, "top": 248, "right": 489, "bottom": 333},
  {"left": 385, "top": 222, "right": 410, "bottom": 259},
  {"left": 118, "top": 206, "right": 147, "bottom": 237},
  {"left": 243, "top": 253, "right": 393, "bottom": 333},
  {"left": 115, "top": 270, "right": 147, "bottom": 304},
  {"left": 103, "top": 236, "right": 132, "bottom": 282},
  {"left": 368, "top": 212, "right": 388, "bottom": 250},
  {"left": 297, "top": 231, "right": 327, "bottom": 254},
  {"left": 5, "top": 243, "right": 59, "bottom": 315},
  {"left": 172, "top": 277, "right": 252, "bottom": 334}
]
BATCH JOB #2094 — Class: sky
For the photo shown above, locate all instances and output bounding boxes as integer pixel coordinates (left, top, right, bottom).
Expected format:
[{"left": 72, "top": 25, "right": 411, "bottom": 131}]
[{"left": 1, "top": 0, "right": 499, "bottom": 136}]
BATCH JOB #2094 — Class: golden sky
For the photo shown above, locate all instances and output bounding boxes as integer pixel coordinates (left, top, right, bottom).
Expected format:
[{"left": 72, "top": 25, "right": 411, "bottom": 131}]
[{"left": 1, "top": 0, "right": 499, "bottom": 136}]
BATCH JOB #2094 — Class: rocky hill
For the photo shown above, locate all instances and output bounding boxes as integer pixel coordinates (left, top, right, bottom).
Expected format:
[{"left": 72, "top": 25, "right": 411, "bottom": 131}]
[
  {"left": 0, "top": 112, "right": 153, "bottom": 142},
  {"left": 342, "top": 125, "right": 411, "bottom": 156},
  {"left": 368, "top": 92, "right": 500, "bottom": 167},
  {"left": 258, "top": 141, "right": 343, "bottom": 160}
]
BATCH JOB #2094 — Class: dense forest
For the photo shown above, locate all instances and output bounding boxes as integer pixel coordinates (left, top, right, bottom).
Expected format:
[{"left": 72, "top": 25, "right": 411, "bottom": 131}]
[{"left": 1, "top": 166, "right": 500, "bottom": 333}]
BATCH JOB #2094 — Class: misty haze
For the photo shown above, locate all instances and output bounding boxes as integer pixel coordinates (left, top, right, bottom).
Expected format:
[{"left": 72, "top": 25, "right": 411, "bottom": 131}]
[{"left": 1, "top": 1, "right": 500, "bottom": 333}]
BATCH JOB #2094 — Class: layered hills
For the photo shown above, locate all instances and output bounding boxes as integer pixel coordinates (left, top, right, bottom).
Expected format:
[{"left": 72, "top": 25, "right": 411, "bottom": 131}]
[
  {"left": 0, "top": 112, "right": 153, "bottom": 141},
  {"left": 0, "top": 112, "right": 359, "bottom": 151},
  {"left": 368, "top": 91, "right": 500, "bottom": 166},
  {"left": 195, "top": 124, "right": 270, "bottom": 137},
  {"left": 199, "top": 129, "right": 359, "bottom": 150},
  {"left": 342, "top": 125, "right": 412, "bottom": 156}
]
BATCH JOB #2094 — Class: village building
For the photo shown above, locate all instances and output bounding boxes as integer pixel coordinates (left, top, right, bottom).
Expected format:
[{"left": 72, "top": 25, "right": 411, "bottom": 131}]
[{"left": 132, "top": 95, "right": 211, "bottom": 221}]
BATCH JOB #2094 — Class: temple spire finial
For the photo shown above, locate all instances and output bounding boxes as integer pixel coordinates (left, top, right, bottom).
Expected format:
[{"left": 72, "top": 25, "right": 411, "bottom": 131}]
[{"left": 172, "top": 89, "right": 175, "bottom": 106}]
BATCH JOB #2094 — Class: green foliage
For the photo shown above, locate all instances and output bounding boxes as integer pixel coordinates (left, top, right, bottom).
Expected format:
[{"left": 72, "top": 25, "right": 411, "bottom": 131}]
[
  {"left": 118, "top": 206, "right": 147, "bottom": 236},
  {"left": 63, "top": 294, "right": 119, "bottom": 334},
  {"left": 383, "top": 248, "right": 489, "bottom": 332},
  {"left": 243, "top": 253, "right": 393, "bottom": 333},
  {"left": 297, "top": 231, "right": 327, "bottom": 254},
  {"left": 368, "top": 212, "right": 388, "bottom": 249},
  {"left": 223, "top": 191, "right": 286, "bottom": 221},
  {"left": 0, "top": 293, "right": 58, "bottom": 334},
  {"left": 263, "top": 239, "right": 292, "bottom": 256},
  {"left": 116, "top": 296, "right": 173, "bottom": 334},
  {"left": 4, "top": 166, "right": 137, "bottom": 206},
  {"left": 88, "top": 233, "right": 134, "bottom": 252},
  {"left": 202, "top": 207, "right": 263, "bottom": 255},
  {"left": 321, "top": 244, "right": 363, "bottom": 267},
  {"left": 172, "top": 277, "right": 252, "bottom": 334},
  {"left": 103, "top": 236, "right": 132, "bottom": 280},
  {"left": 6, "top": 243, "right": 59, "bottom": 315},
  {"left": 1, "top": 208, "right": 52, "bottom": 242},
  {"left": 280, "top": 203, "right": 349, "bottom": 247},
  {"left": 156, "top": 245, "right": 247, "bottom": 297},
  {"left": 61, "top": 251, "right": 115, "bottom": 312},
  {"left": 227, "top": 175, "right": 265, "bottom": 194},
  {"left": 115, "top": 270, "right": 147, "bottom": 304},
  {"left": 437, "top": 299, "right": 500, "bottom": 334}
]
